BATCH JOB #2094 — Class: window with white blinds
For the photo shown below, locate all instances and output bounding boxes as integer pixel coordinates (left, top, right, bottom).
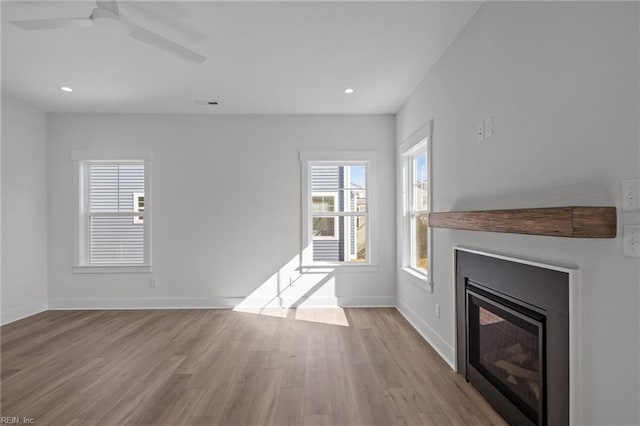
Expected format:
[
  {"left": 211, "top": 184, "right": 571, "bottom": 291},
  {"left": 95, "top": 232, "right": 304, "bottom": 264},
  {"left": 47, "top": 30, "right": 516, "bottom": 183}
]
[
  {"left": 89, "top": 163, "right": 145, "bottom": 264},
  {"left": 73, "top": 154, "right": 151, "bottom": 273}
]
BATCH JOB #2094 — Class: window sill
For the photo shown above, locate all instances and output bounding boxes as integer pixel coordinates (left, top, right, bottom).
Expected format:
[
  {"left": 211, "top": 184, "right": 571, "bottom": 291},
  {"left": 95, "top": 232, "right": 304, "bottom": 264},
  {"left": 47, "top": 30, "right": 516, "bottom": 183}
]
[
  {"left": 73, "top": 265, "right": 152, "bottom": 274},
  {"left": 401, "top": 267, "right": 433, "bottom": 292},
  {"left": 299, "top": 263, "right": 378, "bottom": 273}
]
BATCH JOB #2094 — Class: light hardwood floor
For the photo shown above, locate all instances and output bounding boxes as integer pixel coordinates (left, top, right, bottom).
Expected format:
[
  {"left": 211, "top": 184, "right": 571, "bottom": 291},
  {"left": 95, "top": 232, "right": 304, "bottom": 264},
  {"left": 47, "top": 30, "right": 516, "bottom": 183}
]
[{"left": 1, "top": 308, "right": 506, "bottom": 425}]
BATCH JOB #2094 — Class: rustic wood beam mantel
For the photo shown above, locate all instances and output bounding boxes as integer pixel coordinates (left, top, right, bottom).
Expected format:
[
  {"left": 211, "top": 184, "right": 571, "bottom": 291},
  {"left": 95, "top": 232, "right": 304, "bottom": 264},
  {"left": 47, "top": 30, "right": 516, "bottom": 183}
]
[{"left": 428, "top": 207, "right": 617, "bottom": 238}]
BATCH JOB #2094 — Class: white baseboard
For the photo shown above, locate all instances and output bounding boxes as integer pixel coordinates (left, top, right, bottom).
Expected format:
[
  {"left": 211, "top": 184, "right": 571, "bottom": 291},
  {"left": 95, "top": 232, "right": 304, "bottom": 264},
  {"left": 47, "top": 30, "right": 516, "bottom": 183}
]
[
  {"left": 335, "top": 296, "right": 396, "bottom": 307},
  {"left": 48, "top": 297, "right": 240, "bottom": 310},
  {"left": 1, "top": 300, "right": 48, "bottom": 325},
  {"left": 236, "top": 296, "right": 396, "bottom": 308},
  {"left": 396, "top": 298, "right": 456, "bottom": 370},
  {"left": 48, "top": 296, "right": 396, "bottom": 310}
]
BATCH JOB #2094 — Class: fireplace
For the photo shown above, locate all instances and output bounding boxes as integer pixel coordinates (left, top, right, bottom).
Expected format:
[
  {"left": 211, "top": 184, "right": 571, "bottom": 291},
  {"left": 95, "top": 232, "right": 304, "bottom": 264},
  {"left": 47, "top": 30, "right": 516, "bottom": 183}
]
[
  {"left": 467, "top": 283, "right": 546, "bottom": 424},
  {"left": 455, "top": 249, "right": 571, "bottom": 426}
]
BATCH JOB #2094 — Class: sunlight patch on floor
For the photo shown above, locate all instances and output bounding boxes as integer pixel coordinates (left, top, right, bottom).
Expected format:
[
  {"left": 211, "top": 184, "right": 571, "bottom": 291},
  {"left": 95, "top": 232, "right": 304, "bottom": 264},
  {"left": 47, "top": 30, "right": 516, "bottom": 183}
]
[
  {"left": 295, "top": 307, "right": 350, "bottom": 327},
  {"left": 232, "top": 307, "right": 290, "bottom": 318},
  {"left": 232, "top": 307, "right": 350, "bottom": 327}
]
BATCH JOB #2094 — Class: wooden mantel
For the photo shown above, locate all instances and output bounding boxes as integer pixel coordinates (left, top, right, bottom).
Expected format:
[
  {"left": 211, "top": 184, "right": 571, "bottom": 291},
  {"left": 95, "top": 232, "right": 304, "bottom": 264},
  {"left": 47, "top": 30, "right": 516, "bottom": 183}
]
[{"left": 428, "top": 206, "right": 617, "bottom": 238}]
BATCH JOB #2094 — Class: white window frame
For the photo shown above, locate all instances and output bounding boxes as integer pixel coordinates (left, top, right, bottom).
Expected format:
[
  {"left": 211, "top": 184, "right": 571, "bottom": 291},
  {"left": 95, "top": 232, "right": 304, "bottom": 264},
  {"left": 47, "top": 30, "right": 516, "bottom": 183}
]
[
  {"left": 300, "top": 151, "right": 377, "bottom": 269},
  {"left": 399, "top": 121, "right": 433, "bottom": 287},
  {"left": 72, "top": 151, "right": 153, "bottom": 274}
]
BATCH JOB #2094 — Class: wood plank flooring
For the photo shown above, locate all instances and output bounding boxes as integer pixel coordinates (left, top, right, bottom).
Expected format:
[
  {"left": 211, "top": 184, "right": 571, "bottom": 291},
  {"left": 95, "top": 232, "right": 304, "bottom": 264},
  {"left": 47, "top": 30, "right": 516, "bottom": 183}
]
[{"left": 1, "top": 308, "right": 506, "bottom": 425}]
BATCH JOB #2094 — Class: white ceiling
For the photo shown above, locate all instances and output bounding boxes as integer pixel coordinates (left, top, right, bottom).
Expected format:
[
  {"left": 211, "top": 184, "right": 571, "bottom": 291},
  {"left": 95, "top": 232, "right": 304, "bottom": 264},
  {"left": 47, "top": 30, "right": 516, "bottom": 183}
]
[{"left": 1, "top": 1, "right": 481, "bottom": 114}]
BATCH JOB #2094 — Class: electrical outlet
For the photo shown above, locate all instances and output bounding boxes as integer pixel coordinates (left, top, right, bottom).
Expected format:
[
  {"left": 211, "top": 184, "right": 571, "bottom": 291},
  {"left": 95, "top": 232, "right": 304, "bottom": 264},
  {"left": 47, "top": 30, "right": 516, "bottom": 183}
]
[
  {"left": 622, "top": 179, "right": 640, "bottom": 211},
  {"left": 477, "top": 122, "right": 484, "bottom": 142},
  {"left": 484, "top": 117, "right": 493, "bottom": 138},
  {"left": 623, "top": 225, "right": 640, "bottom": 257},
  {"left": 150, "top": 277, "right": 159, "bottom": 288},
  {"left": 435, "top": 303, "right": 441, "bottom": 318}
]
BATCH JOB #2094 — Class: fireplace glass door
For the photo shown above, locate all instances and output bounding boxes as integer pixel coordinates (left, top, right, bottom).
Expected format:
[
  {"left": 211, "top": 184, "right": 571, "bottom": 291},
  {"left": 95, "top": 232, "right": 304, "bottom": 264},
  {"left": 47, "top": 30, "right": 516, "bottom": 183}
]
[{"left": 467, "top": 286, "right": 546, "bottom": 425}]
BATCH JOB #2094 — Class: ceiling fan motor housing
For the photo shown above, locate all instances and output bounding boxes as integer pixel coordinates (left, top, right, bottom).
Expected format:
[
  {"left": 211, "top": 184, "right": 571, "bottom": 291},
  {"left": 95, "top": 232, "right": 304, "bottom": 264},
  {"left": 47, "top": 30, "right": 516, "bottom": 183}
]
[{"left": 91, "top": 7, "right": 128, "bottom": 35}]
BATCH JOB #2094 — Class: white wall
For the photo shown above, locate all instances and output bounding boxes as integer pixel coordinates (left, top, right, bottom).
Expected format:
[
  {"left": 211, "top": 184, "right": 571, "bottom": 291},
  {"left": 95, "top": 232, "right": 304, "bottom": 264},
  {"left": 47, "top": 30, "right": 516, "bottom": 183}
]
[
  {"left": 47, "top": 114, "right": 396, "bottom": 308},
  {"left": 1, "top": 96, "right": 48, "bottom": 324},
  {"left": 396, "top": 2, "right": 639, "bottom": 425}
]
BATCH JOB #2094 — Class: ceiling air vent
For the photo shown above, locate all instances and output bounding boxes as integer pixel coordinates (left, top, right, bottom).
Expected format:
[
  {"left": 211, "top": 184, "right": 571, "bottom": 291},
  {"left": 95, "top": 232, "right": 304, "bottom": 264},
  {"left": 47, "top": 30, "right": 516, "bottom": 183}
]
[{"left": 195, "top": 100, "right": 221, "bottom": 106}]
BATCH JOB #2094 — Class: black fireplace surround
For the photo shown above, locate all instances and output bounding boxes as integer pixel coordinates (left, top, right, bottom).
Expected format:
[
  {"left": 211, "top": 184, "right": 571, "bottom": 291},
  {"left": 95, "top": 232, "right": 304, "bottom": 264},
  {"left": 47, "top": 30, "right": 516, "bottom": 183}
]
[{"left": 455, "top": 249, "right": 569, "bottom": 426}]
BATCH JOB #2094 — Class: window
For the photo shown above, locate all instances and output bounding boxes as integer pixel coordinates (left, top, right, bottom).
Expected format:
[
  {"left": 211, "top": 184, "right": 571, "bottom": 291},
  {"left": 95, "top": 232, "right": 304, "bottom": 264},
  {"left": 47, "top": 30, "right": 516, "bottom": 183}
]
[
  {"left": 408, "top": 150, "right": 429, "bottom": 271},
  {"left": 72, "top": 152, "right": 152, "bottom": 273},
  {"left": 300, "top": 151, "right": 377, "bottom": 266},
  {"left": 400, "top": 121, "right": 432, "bottom": 283}
]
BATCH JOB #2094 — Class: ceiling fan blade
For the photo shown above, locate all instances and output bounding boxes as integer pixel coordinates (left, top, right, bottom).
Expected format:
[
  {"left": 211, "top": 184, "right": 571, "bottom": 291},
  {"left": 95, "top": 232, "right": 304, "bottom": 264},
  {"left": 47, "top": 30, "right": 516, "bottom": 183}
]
[
  {"left": 96, "top": 1, "right": 119, "bottom": 14},
  {"left": 129, "top": 24, "right": 206, "bottom": 64},
  {"left": 11, "top": 18, "right": 93, "bottom": 31}
]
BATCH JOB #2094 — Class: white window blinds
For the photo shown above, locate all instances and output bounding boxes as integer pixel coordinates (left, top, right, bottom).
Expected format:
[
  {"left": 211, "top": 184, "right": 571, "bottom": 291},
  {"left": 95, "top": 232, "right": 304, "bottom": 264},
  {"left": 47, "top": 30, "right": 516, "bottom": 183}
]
[{"left": 87, "top": 162, "right": 145, "bottom": 265}]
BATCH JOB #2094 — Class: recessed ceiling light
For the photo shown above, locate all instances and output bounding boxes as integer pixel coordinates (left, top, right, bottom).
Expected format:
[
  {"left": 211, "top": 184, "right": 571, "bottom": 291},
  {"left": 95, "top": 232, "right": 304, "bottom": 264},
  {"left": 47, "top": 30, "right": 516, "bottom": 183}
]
[
  {"left": 344, "top": 88, "right": 355, "bottom": 94},
  {"left": 59, "top": 86, "right": 73, "bottom": 92}
]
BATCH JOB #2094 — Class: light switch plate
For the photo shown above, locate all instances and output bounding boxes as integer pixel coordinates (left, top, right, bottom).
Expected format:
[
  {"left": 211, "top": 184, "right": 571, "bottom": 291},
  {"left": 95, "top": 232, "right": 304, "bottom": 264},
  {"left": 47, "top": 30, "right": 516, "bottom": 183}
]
[
  {"left": 477, "top": 122, "right": 484, "bottom": 142},
  {"left": 623, "top": 225, "right": 640, "bottom": 257},
  {"left": 622, "top": 179, "right": 640, "bottom": 211}
]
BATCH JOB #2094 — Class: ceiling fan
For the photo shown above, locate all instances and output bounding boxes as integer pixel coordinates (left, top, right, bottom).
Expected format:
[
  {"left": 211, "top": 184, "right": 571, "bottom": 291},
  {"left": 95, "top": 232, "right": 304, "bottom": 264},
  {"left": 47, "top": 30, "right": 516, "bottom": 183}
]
[{"left": 10, "top": 0, "right": 206, "bottom": 64}]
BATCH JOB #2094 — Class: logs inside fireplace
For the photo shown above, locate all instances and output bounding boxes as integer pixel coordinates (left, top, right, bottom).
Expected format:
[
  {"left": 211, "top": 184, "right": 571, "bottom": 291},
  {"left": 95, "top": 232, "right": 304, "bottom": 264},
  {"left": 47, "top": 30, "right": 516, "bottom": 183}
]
[{"left": 456, "top": 249, "right": 570, "bottom": 426}]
